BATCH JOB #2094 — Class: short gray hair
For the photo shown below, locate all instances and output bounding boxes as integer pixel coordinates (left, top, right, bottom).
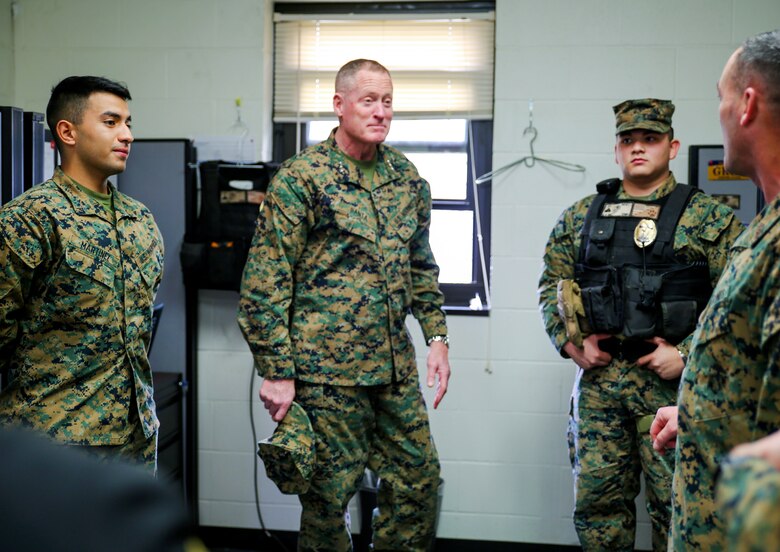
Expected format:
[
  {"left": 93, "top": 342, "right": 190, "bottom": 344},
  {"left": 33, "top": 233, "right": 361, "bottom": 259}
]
[
  {"left": 734, "top": 29, "right": 780, "bottom": 115},
  {"left": 335, "top": 59, "right": 391, "bottom": 94}
]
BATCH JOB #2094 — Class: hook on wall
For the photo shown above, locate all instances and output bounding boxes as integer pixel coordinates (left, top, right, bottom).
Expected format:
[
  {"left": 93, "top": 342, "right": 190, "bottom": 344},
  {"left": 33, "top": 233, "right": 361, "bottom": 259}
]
[{"left": 475, "top": 99, "right": 586, "bottom": 184}]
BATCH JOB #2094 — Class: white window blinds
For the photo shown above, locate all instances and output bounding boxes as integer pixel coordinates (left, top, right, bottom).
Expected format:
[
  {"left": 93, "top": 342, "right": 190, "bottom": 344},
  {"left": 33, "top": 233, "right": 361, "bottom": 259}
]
[{"left": 273, "top": 14, "right": 495, "bottom": 122}]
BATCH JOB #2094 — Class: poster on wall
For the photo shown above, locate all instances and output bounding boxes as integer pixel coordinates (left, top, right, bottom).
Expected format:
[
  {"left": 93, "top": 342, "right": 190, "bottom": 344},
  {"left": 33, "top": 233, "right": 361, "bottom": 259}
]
[{"left": 689, "top": 145, "right": 764, "bottom": 226}]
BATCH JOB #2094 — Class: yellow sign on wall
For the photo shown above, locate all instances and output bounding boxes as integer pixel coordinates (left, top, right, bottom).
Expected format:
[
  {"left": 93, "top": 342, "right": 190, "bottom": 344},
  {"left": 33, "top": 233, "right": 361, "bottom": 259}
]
[{"left": 708, "top": 160, "right": 749, "bottom": 181}]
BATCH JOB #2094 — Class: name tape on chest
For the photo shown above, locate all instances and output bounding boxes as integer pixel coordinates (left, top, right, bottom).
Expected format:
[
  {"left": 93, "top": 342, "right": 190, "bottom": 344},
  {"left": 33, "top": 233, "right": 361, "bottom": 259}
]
[{"left": 601, "top": 202, "right": 661, "bottom": 220}]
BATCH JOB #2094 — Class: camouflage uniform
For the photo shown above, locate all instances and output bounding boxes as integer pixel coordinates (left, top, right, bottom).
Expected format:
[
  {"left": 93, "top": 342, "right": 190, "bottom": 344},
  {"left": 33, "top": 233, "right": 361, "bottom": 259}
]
[
  {"left": 0, "top": 167, "right": 164, "bottom": 469},
  {"left": 716, "top": 456, "right": 780, "bottom": 552},
  {"left": 673, "top": 194, "right": 780, "bottom": 550},
  {"left": 238, "top": 129, "right": 447, "bottom": 551},
  {"left": 538, "top": 172, "right": 742, "bottom": 551}
]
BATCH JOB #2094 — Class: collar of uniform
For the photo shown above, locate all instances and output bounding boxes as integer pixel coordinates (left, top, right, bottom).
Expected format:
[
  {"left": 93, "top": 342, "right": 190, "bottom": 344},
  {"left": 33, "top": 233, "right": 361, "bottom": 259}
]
[
  {"left": 746, "top": 190, "right": 780, "bottom": 247},
  {"left": 326, "top": 128, "right": 400, "bottom": 190},
  {"left": 110, "top": 185, "right": 145, "bottom": 220},
  {"left": 617, "top": 172, "right": 677, "bottom": 201},
  {"left": 52, "top": 166, "right": 143, "bottom": 220}
]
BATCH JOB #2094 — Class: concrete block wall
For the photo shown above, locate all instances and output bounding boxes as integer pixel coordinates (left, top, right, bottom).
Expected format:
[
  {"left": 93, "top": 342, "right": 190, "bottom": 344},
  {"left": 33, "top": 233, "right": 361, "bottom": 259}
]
[
  {"left": 0, "top": 0, "right": 13, "bottom": 105},
  {"left": 8, "top": 0, "right": 273, "bottom": 158},
  {"left": 7, "top": 0, "right": 780, "bottom": 547}
]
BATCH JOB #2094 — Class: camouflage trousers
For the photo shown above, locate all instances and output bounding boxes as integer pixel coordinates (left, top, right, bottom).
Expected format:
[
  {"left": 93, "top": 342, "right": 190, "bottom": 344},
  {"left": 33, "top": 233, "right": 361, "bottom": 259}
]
[
  {"left": 715, "top": 456, "right": 780, "bottom": 552},
  {"left": 295, "top": 371, "right": 440, "bottom": 552},
  {"left": 567, "top": 361, "right": 679, "bottom": 552},
  {"left": 78, "top": 420, "right": 158, "bottom": 474}
]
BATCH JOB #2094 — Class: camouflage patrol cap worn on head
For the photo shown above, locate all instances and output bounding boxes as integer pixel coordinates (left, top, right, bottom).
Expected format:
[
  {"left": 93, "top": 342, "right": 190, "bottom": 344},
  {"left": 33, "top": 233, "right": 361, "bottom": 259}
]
[
  {"left": 613, "top": 98, "right": 675, "bottom": 134},
  {"left": 257, "top": 402, "right": 316, "bottom": 495}
]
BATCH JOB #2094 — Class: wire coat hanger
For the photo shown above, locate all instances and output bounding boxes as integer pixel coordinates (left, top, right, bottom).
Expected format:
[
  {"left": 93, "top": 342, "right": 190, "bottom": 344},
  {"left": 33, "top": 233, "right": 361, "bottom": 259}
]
[{"left": 476, "top": 100, "right": 586, "bottom": 184}]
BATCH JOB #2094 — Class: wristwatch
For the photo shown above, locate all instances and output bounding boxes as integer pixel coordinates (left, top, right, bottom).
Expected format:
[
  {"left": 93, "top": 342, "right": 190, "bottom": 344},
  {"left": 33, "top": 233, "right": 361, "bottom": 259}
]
[
  {"left": 677, "top": 348, "right": 688, "bottom": 366},
  {"left": 426, "top": 335, "right": 450, "bottom": 348}
]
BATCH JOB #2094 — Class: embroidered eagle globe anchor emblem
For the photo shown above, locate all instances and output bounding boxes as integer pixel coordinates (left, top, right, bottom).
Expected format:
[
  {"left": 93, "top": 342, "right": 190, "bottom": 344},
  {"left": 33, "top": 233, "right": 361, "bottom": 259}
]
[{"left": 634, "top": 219, "right": 658, "bottom": 248}]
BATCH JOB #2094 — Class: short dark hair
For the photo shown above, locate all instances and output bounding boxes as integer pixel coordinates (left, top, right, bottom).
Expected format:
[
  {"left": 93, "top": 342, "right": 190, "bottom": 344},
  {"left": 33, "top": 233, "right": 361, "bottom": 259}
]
[
  {"left": 46, "top": 76, "right": 131, "bottom": 150},
  {"left": 335, "top": 59, "right": 390, "bottom": 94},
  {"left": 734, "top": 30, "right": 780, "bottom": 115}
]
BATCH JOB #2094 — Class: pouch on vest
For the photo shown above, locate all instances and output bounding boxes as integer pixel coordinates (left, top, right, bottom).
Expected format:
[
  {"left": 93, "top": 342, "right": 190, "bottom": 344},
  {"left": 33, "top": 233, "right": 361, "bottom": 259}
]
[
  {"left": 657, "top": 262, "right": 711, "bottom": 343},
  {"left": 661, "top": 300, "right": 698, "bottom": 343},
  {"left": 622, "top": 266, "right": 663, "bottom": 339},
  {"left": 578, "top": 265, "right": 623, "bottom": 334},
  {"left": 584, "top": 218, "right": 615, "bottom": 266}
]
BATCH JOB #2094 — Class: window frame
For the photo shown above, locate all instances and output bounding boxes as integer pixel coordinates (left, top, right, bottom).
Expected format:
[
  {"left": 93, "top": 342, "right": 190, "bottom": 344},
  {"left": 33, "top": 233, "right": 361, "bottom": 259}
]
[
  {"left": 435, "top": 119, "right": 491, "bottom": 315},
  {"left": 272, "top": 120, "right": 492, "bottom": 315}
]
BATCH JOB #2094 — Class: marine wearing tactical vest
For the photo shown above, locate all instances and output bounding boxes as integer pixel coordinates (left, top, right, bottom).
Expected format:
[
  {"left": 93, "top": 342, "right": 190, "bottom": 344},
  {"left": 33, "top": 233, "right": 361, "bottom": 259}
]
[
  {"left": 538, "top": 98, "right": 744, "bottom": 552},
  {"left": 575, "top": 174, "right": 713, "bottom": 358}
]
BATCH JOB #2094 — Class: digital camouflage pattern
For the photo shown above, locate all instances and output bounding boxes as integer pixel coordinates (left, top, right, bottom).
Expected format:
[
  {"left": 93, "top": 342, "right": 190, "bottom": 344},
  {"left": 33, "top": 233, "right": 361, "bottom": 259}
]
[
  {"left": 673, "top": 194, "right": 780, "bottom": 550},
  {"left": 295, "top": 372, "right": 440, "bottom": 552},
  {"left": 238, "top": 129, "right": 447, "bottom": 386},
  {"left": 538, "top": 174, "right": 744, "bottom": 551},
  {"left": 238, "top": 128, "right": 446, "bottom": 551},
  {"left": 716, "top": 456, "right": 780, "bottom": 552},
  {"left": 258, "top": 401, "right": 316, "bottom": 494},
  {"left": 567, "top": 365, "right": 680, "bottom": 551},
  {"left": 0, "top": 167, "right": 163, "bottom": 465},
  {"left": 613, "top": 98, "right": 675, "bottom": 135},
  {"left": 82, "top": 413, "right": 159, "bottom": 471}
]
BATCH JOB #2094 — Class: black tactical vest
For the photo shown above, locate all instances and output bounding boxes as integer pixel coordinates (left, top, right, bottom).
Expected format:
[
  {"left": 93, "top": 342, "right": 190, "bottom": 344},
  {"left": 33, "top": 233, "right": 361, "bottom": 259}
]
[{"left": 574, "top": 179, "right": 712, "bottom": 344}]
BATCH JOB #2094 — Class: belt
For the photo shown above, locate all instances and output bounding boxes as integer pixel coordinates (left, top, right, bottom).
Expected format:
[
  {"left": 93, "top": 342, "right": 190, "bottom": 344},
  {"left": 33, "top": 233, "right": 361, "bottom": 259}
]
[{"left": 598, "top": 337, "right": 657, "bottom": 363}]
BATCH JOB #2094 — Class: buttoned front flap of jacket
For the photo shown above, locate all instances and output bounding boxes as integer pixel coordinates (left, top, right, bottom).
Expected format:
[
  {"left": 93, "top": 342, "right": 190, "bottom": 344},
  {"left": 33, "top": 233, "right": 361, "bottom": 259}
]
[
  {"left": 238, "top": 133, "right": 446, "bottom": 387},
  {"left": 114, "top": 190, "right": 165, "bottom": 438}
]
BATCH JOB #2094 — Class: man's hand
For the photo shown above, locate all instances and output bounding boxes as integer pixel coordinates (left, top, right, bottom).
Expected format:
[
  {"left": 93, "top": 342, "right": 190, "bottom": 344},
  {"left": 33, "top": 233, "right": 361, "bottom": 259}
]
[
  {"left": 563, "top": 333, "right": 613, "bottom": 370},
  {"left": 637, "top": 337, "right": 685, "bottom": 380},
  {"left": 426, "top": 341, "right": 450, "bottom": 409},
  {"left": 650, "top": 406, "right": 678, "bottom": 452},
  {"left": 730, "top": 430, "right": 780, "bottom": 470},
  {"left": 259, "top": 378, "right": 296, "bottom": 422}
]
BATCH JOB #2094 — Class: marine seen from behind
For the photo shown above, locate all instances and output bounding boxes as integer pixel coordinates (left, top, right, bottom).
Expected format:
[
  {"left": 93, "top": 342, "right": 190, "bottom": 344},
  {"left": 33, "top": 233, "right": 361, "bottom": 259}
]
[{"left": 649, "top": 28, "right": 780, "bottom": 551}]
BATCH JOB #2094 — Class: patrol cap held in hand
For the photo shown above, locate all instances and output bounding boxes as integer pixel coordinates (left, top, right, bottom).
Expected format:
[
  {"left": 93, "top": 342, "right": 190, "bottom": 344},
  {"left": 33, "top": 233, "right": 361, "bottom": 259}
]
[
  {"left": 613, "top": 98, "right": 675, "bottom": 134},
  {"left": 257, "top": 402, "right": 316, "bottom": 495}
]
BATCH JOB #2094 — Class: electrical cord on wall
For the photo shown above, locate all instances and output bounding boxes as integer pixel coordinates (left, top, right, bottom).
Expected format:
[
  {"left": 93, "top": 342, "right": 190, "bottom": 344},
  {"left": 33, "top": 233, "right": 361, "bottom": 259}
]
[{"left": 250, "top": 367, "right": 292, "bottom": 552}]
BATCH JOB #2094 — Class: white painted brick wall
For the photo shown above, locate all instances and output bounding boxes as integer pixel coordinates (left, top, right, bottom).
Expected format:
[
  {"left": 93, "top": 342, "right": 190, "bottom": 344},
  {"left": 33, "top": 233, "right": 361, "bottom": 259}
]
[{"left": 8, "top": 0, "right": 780, "bottom": 547}]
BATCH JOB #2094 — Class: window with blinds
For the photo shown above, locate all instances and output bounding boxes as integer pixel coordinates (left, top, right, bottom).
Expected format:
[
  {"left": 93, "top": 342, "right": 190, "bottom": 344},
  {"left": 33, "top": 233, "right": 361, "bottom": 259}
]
[{"left": 273, "top": 14, "right": 495, "bottom": 121}]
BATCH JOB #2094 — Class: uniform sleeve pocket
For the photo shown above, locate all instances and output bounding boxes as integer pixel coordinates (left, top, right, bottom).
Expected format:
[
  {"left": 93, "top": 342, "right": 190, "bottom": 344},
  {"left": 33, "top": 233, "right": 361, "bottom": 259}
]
[
  {"left": 694, "top": 301, "right": 731, "bottom": 346},
  {"left": 139, "top": 249, "right": 163, "bottom": 289},
  {"left": 395, "top": 215, "right": 418, "bottom": 242},
  {"left": 699, "top": 207, "right": 736, "bottom": 243}
]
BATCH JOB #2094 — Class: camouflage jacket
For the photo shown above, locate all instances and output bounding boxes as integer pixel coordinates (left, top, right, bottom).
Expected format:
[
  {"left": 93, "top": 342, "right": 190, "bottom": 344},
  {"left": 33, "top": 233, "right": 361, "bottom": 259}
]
[
  {"left": 538, "top": 173, "right": 744, "bottom": 358},
  {"left": 716, "top": 456, "right": 780, "bottom": 552},
  {"left": 238, "top": 129, "right": 447, "bottom": 386},
  {"left": 673, "top": 193, "right": 780, "bottom": 550},
  {"left": 0, "top": 168, "right": 164, "bottom": 444}
]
